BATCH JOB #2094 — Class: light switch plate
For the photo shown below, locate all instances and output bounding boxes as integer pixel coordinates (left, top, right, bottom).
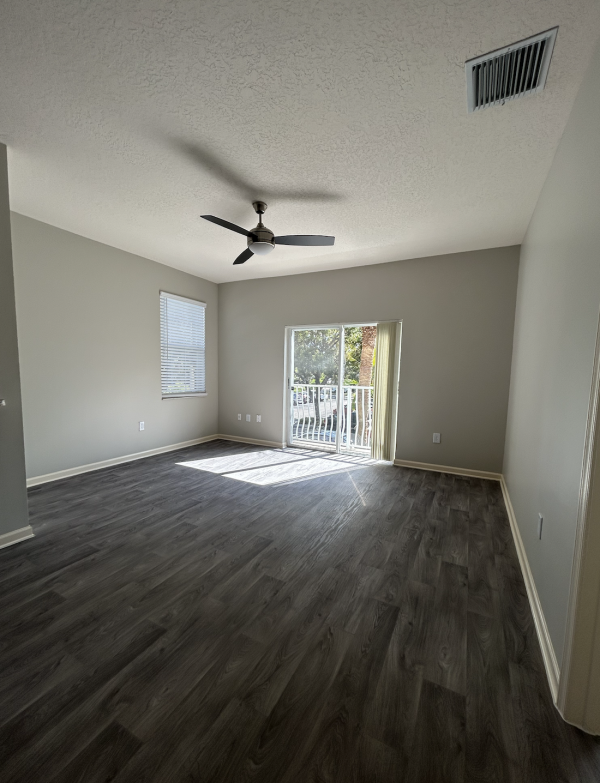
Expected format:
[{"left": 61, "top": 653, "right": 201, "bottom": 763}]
[
  {"left": 246, "top": 414, "right": 251, "bottom": 422},
  {"left": 237, "top": 413, "right": 242, "bottom": 420},
  {"left": 433, "top": 432, "right": 441, "bottom": 443},
  {"left": 139, "top": 421, "right": 145, "bottom": 431},
  {"left": 256, "top": 415, "right": 261, "bottom": 423}
]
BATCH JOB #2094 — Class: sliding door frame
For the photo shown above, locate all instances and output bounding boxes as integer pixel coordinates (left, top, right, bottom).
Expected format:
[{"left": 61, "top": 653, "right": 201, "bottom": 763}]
[
  {"left": 389, "top": 321, "right": 403, "bottom": 461},
  {"left": 285, "top": 324, "right": 346, "bottom": 453},
  {"left": 283, "top": 321, "right": 402, "bottom": 456}
]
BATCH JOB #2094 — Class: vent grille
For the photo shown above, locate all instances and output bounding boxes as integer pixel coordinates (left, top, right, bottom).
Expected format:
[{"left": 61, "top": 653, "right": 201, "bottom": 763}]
[{"left": 466, "top": 28, "right": 558, "bottom": 112}]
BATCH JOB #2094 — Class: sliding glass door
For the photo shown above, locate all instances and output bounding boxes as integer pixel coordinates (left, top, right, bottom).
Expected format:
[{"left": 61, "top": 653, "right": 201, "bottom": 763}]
[
  {"left": 288, "top": 324, "right": 376, "bottom": 453},
  {"left": 290, "top": 327, "right": 341, "bottom": 449}
]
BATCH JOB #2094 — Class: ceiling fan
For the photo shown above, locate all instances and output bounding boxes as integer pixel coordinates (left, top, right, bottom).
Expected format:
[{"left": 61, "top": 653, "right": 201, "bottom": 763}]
[{"left": 201, "top": 201, "right": 335, "bottom": 265}]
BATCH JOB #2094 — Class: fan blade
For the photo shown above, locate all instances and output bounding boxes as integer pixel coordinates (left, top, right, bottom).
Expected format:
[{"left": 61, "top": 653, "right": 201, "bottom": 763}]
[
  {"left": 201, "top": 215, "right": 251, "bottom": 237},
  {"left": 274, "top": 235, "right": 335, "bottom": 246},
  {"left": 233, "top": 247, "right": 254, "bottom": 265}
]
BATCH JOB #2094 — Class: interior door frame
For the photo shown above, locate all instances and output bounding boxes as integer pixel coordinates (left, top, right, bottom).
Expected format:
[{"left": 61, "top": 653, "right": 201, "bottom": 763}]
[{"left": 283, "top": 321, "right": 401, "bottom": 455}]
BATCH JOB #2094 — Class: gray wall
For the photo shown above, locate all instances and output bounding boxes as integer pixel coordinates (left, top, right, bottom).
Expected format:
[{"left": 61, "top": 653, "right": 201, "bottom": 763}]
[
  {"left": 11, "top": 214, "right": 218, "bottom": 479},
  {"left": 503, "top": 39, "right": 600, "bottom": 668},
  {"left": 0, "top": 146, "right": 29, "bottom": 535},
  {"left": 218, "top": 246, "right": 519, "bottom": 473}
]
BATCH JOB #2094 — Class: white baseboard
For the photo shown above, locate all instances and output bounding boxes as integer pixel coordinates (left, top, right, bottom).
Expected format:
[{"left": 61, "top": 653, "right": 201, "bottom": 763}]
[
  {"left": 216, "top": 434, "right": 286, "bottom": 449},
  {"left": 393, "top": 458, "right": 502, "bottom": 481},
  {"left": 27, "top": 435, "right": 220, "bottom": 487},
  {"left": 0, "top": 525, "right": 35, "bottom": 549},
  {"left": 500, "top": 476, "right": 560, "bottom": 702},
  {"left": 26, "top": 434, "right": 289, "bottom": 487}
]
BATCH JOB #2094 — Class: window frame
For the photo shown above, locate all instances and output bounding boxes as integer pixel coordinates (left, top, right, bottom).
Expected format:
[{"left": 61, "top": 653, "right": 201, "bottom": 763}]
[{"left": 160, "top": 290, "right": 207, "bottom": 399}]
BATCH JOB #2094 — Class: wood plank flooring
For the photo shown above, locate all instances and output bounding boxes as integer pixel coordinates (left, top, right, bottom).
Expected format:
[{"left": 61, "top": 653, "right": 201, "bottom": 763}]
[{"left": 1, "top": 439, "right": 599, "bottom": 782}]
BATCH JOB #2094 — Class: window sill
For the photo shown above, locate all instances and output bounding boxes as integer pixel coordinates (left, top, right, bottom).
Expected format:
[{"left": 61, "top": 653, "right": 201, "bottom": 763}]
[{"left": 162, "top": 393, "right": 207, "bottom": 399}]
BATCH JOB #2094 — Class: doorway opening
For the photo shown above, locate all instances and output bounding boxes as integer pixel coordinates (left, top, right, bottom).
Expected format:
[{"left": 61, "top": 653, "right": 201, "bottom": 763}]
[{"left": 287, "top": 324, "right": 379, "bottom": 454}]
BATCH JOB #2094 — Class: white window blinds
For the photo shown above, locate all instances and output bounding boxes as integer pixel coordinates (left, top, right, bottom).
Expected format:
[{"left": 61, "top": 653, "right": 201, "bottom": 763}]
[{"left": 160, "top": 292, "right": 206, "bottom": 396}]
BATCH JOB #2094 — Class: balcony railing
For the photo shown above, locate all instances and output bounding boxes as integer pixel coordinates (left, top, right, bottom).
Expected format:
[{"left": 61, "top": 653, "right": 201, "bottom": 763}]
[{"left": 291, "top": 383, "right": 373, "bottom": 451}]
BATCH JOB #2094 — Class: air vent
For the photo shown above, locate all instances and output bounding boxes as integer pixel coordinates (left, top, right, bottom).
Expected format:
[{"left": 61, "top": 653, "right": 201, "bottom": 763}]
[{"left": 466, "top": 27, "right": 558, "bottom": 112}]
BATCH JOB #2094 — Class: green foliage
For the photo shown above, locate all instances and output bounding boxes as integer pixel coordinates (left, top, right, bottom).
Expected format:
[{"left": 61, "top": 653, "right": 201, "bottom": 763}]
[
  {"left": 293, "top": 326, "right": 368, "bottom": 385},
  {"left": 293, "top": 329, "right": 339, "bottom": 384},
  {"left": 343, "top": 326, "right": 363, "bottom": 384}
]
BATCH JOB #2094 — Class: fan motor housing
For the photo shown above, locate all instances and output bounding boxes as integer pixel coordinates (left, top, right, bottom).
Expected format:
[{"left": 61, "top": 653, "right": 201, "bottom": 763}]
[{"left": 249, "top": 224, "right": 275, "bottom": 254}]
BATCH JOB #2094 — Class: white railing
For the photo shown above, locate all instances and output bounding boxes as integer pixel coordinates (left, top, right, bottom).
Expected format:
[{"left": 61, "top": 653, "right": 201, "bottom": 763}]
[{"left": 291, "top": 383, "right": 373, "bottom": 451}]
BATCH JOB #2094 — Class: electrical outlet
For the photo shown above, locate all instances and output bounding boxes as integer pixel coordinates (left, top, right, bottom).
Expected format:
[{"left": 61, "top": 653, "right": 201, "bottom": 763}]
[
  {"left": 237, "top": 413, "right": 242, "bottom": 420},
  {"left": 256, "top": 415, "right": 261, "bottom": 423},
  {"left": 246, "top": 414, "right": 251, "bottom": 422},
  {"left": 538, "top": 513, "right": 544, "bottom": 539},
  {"left": 139, "top": 421, "right": 145, "bottom": 431},
  {"left": 433, "top": 432, "right": 441, "bottom": 444}
]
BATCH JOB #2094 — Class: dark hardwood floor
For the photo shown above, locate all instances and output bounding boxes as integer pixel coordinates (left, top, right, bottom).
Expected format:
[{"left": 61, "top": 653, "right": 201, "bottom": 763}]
[{"left": 1, "top": 439, "right": 599, "bottom": 782}]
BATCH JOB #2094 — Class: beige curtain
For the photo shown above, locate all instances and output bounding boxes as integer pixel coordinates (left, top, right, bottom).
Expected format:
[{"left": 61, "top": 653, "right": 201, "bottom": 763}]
[{"left": 371, "top": 322, "right": 397, "bottom": 461}]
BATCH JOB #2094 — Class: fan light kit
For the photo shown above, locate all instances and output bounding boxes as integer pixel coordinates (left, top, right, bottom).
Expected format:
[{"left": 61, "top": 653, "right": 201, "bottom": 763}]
[{"left": 201, "top": 201, "right": 335, "bottom": 265}]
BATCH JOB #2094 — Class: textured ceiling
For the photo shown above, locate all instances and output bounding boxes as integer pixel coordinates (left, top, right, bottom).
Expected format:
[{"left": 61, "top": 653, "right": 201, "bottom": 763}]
[{"left": 0, "top": 1, "right": 599, "bottom": 283}]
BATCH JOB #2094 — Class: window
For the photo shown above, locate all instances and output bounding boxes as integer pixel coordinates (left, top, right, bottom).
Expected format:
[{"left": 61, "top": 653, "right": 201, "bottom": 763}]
[{"left": 160, "top": 291, "right": 206, "bottom": 397}]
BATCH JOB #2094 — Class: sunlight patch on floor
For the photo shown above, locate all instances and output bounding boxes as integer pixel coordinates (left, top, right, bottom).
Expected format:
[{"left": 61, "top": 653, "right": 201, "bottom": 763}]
[
  {"left": 177, "top": 448, "right": 378, "bottom": 486},
  {"left": 177, "top": 449, "right": 303, "bottom": 475}
]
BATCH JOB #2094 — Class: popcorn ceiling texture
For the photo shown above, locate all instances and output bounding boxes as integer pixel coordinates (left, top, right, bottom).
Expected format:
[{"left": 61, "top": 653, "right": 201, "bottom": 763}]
[{"left": 0, "top": 0, "right": 598, "bottom": 283}]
